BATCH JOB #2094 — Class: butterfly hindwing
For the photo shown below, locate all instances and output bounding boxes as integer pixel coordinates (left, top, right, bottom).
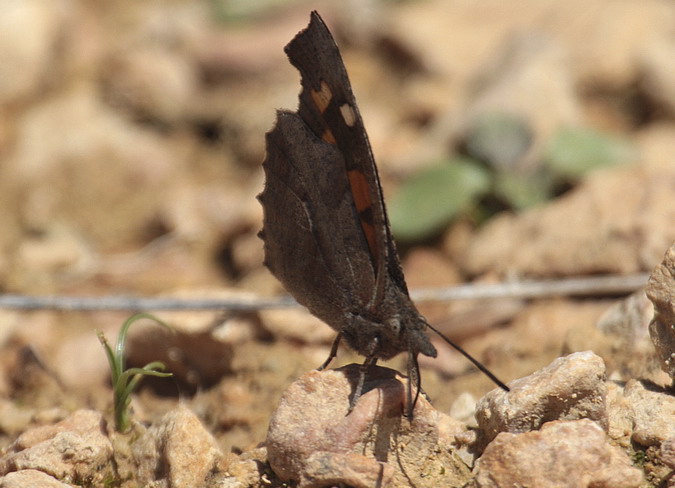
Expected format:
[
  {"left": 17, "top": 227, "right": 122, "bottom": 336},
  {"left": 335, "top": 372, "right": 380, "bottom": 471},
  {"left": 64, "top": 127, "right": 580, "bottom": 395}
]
[{"left": 260, "top": 111, "right": 377, "bottom": 328}]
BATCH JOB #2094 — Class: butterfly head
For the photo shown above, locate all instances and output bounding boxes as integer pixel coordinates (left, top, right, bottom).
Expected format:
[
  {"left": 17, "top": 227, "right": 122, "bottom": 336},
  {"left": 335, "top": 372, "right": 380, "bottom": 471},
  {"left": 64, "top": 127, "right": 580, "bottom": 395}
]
[
  {"left": 340, "top": 306, "right": 436, "bottom": 361},
  {"left": 384, "top": 310, "right": 437, "bottom": 360}
]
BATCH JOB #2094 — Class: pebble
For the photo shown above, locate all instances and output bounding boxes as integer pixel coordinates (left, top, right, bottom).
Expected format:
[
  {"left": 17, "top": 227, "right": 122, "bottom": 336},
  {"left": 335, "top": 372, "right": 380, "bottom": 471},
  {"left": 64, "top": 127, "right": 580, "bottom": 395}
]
[
  {"left": 133, "top": 405, "right": 222, "bottom": 488},
  {"left": 473, "top": 419, "right": 643, "bottom": 488},
  {"left": 266, "top": 364, "right": 471, "bottom": 487},
  {"left": 645, "top": 243, "right": 675, "bottom": 381},
  {"left": 475, "top": 351, "right": 607, "bottom": 448},
  {"left": 0, "top": 410, "right": 113, "bottom": 485}
]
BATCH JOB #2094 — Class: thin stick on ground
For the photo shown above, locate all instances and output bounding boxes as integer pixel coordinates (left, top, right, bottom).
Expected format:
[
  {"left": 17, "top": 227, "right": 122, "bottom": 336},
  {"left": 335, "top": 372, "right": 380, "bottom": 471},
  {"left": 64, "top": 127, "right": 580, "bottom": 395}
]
[{"left": 0, "top": 273, "right": 649, "bottom": 312}]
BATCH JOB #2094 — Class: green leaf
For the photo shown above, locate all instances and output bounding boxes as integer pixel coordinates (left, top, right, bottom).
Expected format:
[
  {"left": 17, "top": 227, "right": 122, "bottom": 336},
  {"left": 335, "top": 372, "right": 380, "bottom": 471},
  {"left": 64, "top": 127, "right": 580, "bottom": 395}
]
[
  {"left": 389, "top": 158, "right": 490, "bottom": 242},
  {"left": 464, "top": 112, "right": 533, "bottom": 169},
  {"left": 493, "top": 169, "right": 555, "bottom": 210},
  {"left": 544, "top": 126, "right": 636, "bottom": 178},
  {"left": 98, "top": 313, "right": 173, "bottom": 433}
]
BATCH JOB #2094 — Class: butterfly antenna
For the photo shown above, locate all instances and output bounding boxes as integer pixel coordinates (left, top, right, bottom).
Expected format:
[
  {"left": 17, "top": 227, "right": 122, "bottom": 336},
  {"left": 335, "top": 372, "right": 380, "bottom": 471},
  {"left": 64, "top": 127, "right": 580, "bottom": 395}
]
[{"left": 425, "top": 323, "right": 510, "bottom": 392}]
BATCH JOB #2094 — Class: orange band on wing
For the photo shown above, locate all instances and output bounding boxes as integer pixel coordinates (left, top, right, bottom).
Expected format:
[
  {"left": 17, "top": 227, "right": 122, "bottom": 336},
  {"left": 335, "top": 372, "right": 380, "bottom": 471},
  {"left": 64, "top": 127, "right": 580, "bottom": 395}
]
[
  {"left": 348, "top": 169, "right": 378, "bottom": 263},
  {"left": 347, "top": 170, "right": 371, "bottom": 213}
]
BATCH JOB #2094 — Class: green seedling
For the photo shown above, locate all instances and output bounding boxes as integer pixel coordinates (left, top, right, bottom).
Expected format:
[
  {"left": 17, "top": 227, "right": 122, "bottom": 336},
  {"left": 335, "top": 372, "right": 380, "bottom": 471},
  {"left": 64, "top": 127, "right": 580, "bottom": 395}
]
[{"left": 97, "top": 313, "right": 173, "bottom": 433}]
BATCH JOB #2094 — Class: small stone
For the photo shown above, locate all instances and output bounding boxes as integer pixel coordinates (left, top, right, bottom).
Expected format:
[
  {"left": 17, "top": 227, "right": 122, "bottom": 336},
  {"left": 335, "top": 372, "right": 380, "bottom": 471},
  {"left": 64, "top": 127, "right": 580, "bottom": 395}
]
[
  {"left": 134, "top": 405, "right": 222, "bottom": 488},
  {"left": 473, "top": 419, "right": 643, "bottom": 488},
  {"left": 623, "top": 379, "right": 675, "bottom": 447},
  {"left": 605, "top": 382, "right": 634, "bottom": 445},
  {"left": 596, "top": 291, "right": 653, "bottom": 341},
  {"left": 0, "top": 410, "right": 113, "bottom": 485},
  {"left": 103, "top": 47, "right": 196, "bottom": 123},
  {"left": 0, "top": 400, "right": 37, "bottom": 438},
  {"left": 640, "top": 36, "right": 675, "bottom": 115},
  {"left": 0, "top": 469, "right": 75, "bottom": 488},
  {"left": 587, "top": 290, "right": 661, "bottom": 381},
  {"left": 449, "top": 392, "right": 478, "bottom": 426},
  {"left": 475, "top": 351, "right": 607, "bottom": 447},
  {"left": 661, "top": 436, "right": 675, "bottom": 469},
  {"left": 266, "top": 364, "right": 471, "bottom": 488},
  {"left": 645, "top": 243, "right": 675, "bottom": 381},
  {"left": 224, "top": 447, "right": 269, "bottom": 487},
  {"left": 0, "top": 0, "right": 65, "bottom": 105}
]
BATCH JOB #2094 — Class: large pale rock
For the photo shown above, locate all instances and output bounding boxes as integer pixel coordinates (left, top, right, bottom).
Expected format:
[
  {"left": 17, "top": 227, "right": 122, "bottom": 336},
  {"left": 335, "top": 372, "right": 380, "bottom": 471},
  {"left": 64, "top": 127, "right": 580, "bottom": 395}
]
[
  {"left": 0, "top": 410, "right": 113, "bottom": 485},
  {"left": 0, "top": 469, "right": 75, "bottom": 488},
  {"left": 0, "top": 0, "right": 66, "bottom": 104},
  {"left": 567, "top": 291, "right": 661, "bottom": 382},
  {"left": 475, "top": 351, "right": 607, "bottom": 448},
  {"left": 133, "top": 405, "right": 222, "bottom": 488},
  {"left": 473, "top": 419, "right": 643, "bottom": 488},
  {"left": 103, "top": 47, "right": 197, "bottom": 123},
  {"left": 8, "top": 88, "right": 175, "bottom": 251},
  {"left": 623, "top": 380, "right": 675, "bottom": 447},
  {"left": 640, "top": 36, "right": 675, "bottom": 115},
  {"left": 463, "top": 165, "right": 675, "bottom": 276},
  {"left": 266, "top": 364, "right": 471, "bottom": 488}
]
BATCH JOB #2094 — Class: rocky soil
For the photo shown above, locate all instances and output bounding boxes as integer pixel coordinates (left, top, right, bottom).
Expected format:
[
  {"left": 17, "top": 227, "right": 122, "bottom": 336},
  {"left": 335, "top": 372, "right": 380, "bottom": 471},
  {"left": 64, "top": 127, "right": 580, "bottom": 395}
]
[{"left": 0, "top": 1, "right": 674, "bottom": 487}]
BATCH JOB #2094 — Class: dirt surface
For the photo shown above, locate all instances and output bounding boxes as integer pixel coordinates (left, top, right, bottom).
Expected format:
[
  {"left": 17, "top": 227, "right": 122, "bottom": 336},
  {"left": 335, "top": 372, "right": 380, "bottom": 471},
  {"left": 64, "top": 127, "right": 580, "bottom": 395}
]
[{"left": 0, "top": 1, "right": 674, "bottom": 487}]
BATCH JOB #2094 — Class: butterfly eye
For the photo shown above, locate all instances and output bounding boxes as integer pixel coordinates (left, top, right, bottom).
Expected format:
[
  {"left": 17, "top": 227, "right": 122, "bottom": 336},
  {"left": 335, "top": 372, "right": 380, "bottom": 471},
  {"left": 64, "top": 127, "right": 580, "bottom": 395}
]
[{"left": 387, "top": 317, "right": 402, "bottom": 336}]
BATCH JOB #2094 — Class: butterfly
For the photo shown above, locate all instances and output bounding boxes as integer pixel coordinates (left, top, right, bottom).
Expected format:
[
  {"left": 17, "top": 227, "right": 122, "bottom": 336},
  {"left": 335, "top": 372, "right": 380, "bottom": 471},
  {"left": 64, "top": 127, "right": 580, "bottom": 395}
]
[{"left": 258, "top": 11, "right": 507, "bottom": 417}]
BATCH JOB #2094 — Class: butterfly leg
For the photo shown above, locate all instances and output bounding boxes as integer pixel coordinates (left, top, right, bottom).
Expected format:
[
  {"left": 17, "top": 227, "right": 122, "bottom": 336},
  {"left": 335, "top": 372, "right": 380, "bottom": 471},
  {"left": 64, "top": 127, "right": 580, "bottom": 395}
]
[
  {"left": 348, "top": 355, "right": 378, "bottom": 414},
  {"left": 348, "top": 337, "right": 380, "bottom": 413},
  {"left": 317, "top": 333, "right": 342, "bottom": 371},
  {"left": 406, "top": 351, "right": 421, "bottom": 419}
]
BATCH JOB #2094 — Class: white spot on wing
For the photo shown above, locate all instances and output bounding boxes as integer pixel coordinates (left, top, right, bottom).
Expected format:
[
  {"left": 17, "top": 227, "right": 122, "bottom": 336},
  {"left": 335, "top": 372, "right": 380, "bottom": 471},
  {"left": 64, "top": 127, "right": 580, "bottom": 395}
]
[{"left": 340, "top": 104, "right": 356, "bottom": 127}]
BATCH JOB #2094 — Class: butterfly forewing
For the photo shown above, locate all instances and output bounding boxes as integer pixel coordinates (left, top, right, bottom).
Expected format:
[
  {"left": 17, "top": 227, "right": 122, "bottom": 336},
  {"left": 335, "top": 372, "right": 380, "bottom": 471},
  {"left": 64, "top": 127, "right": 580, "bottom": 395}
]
[{"left": 283, "top": 12, "right": 408, "bottom": 306}]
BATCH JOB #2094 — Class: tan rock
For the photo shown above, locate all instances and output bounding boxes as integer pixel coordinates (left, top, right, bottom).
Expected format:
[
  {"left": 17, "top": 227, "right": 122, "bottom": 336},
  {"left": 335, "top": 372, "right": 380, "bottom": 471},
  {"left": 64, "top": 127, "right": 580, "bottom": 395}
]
[
  {"left": 596, "top": 291, "right": 653, "bottom": 342},
  {"left": 605, "top": 382, "right": 634, "bottom": 445},
  {"left": 266, "top": 364, "right": 471, "bottom": 488},
  {"left": 0, "top": 0, "right": 66, "bottom": 104},
  {"left": 473, "top": 419, "right": 643, "bottom": 488},
  {"left": 0, "top": 469, "right": 75, "bottom": 488},
  {"left": 7, "top": 87, "right": 176, "bottom": 252},
  {"left": 0, "top": 410, "right": 113, "bottom": 485},
  {"left": 103, "top": 47, "right": 196, "bottom": 123},
  {"left": 568, "top": 291, "right": 661, "bottom": 382},
  {"left": 224, "top": 447, "right": 269, "bottom": 487},
  {"left": 475, "top": 351, "right": 607, "bottom": 448},
  {"left": 133, "top": 405, "right": 222, "bottom": 488},
  {"left": 645, "top": 243, "right": 675, "bottom": 381},
  {"left": 463, "top": 165, "right": 675, "bottom": 276},
  {"left": 661, "top": 436, "right": 675, "bottom": 469},
  {"left": 640, "top": 36, "right": 675, "bottom": 116},
  {"left": 52, "top": 330, "right": 109, "bottom": 390},
  {"left": 460, "top": 31, "right": 578, "bottom": 159},
  {"left": 623, "top": 380, "right": 675, "bottom": 447}
]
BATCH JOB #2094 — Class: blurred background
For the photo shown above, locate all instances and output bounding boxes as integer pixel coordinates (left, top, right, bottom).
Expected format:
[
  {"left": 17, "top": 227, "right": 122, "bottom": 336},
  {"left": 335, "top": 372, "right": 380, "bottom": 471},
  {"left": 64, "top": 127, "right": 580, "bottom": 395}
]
[{"left": 0, "top": 0, "right": 673, "bottom": 454}]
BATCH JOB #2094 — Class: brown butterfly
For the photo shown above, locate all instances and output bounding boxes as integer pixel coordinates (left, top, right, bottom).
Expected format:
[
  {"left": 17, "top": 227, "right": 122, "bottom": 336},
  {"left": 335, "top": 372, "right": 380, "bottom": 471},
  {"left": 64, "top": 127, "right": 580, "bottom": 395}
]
[{"left": 258, "top": 11, "right": 507, "bottom": 417}]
